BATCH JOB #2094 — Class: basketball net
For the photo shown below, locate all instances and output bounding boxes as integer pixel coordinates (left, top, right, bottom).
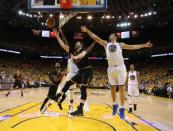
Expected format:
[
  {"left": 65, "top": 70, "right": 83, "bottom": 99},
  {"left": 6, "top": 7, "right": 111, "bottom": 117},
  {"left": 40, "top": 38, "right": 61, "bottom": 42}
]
[
  {"left": 58, "top": 11, "right": 88, "bottom": 45},
  {"left": 58, "top": 12, "right": 78, "bottom": 45},
  {"left": 58, "top": 12, "right": 78, "bottom": 29}
]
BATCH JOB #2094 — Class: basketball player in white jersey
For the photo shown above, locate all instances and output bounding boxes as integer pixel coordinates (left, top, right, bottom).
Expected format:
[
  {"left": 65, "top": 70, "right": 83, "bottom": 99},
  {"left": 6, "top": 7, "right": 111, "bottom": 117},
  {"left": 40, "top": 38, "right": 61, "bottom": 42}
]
[
  {"left": 54, "top": 29, "right": 95, "bottom": 113},
  {"left": 127, "top": 64, "right": 140, "bottom": 113},
  {"left": 81, "top": 26, "right": 152, "bottom": 119}
]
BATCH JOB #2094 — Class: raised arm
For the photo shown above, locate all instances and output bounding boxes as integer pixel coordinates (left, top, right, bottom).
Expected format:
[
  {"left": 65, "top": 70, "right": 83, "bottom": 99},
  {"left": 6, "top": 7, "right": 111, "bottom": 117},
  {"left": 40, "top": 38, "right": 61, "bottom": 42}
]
[
  {"left": 81, "top": 26, "right": 107, "bottom": 47},
  {"left": 120, "top": 41, "right": 153, "bottom": 50},
  {"left": 86, "top": 41, "right": 96, "bottom": 53},
  {"left": 70, "top": 51, "right": 87, "bottom": 60},
  {"left": 53, "top": 29, "right": 69, "bottom": 52}
]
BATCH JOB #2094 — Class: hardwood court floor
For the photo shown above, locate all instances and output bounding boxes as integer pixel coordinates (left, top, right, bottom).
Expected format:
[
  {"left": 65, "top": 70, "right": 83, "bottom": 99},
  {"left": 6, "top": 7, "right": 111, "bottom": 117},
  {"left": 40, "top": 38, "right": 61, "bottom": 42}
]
[{"left": 0, "top": 88, "right": 173, "bottom": 131}]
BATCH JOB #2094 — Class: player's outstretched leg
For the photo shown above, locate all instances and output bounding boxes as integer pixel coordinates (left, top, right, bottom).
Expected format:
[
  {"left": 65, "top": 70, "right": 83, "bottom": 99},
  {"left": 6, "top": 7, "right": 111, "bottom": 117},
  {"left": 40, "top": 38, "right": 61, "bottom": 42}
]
[
  {"left": 111, "top": 86, "right": 119, "bottom": 116},
  {"left": 70, "top": 86, "right": 87, "bottom": 116},
  {"left": 128, "top": 96, "right": 133, "bottom": 113},
  {"left": 133, "top": 96, "right": 137, "bottom": 111},
  {"left": 40, "top": 97, "right": 49, "bottom": 114},
  {"left": 119, "top": 86, "right": 125, "bottom": 119},
  {"left": 21, "top": 87, "right": 23, "bottom": 97},
  {"left": 54, "top": 81, "right": 74, "bottom": 102},
  {"left": 58, "top": 94, "right": 66, "bottom": 110},
  {"left": 5, "top": 87, "right": 13, "bottom": 97},
  {"left": 68, "top": 90, "right": 74, "bottom": 113}
]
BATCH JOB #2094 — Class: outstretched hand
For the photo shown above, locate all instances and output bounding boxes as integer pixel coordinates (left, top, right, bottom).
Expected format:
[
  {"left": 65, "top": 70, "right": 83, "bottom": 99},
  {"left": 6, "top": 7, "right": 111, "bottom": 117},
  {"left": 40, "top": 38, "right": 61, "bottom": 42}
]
[
  {"left": 145, "top": 41, "right": 153, "bottom": 48},
  {"left": 81, "top": 26, "right": 88, "bottom": 32}
]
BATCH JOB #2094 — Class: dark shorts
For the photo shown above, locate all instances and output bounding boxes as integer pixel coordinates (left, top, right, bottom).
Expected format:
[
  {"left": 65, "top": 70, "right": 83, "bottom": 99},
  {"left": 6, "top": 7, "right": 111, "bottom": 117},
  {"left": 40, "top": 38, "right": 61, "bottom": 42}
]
[
  {"left": 13, "top": 82, "right": 22, "bottom": 88},
  {"left": 47, "top": 84, "right": 59, "bottom": 99},
  {"left": 71, "top": 68, "right": 93, "bottom": 85}
]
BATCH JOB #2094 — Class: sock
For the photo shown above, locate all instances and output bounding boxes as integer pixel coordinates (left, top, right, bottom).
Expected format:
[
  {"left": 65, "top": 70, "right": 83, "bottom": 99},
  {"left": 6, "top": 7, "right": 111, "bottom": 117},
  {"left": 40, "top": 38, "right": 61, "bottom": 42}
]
[
  {"left": 134, "top": 97, "right": 137, "bottom": 105},
  {"left": 114, "top": 102, "right": 117, "bottom": 105},
  {"left": 128, "top": 96, "right": 133, "bottom": 108},
  {"left": 120, "top": 106, "right": 124, "bottom": 109}
]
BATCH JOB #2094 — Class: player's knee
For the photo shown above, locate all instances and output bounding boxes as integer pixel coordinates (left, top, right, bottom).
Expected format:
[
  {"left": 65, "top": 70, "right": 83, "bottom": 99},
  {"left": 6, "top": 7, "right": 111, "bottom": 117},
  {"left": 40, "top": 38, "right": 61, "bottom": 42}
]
[{"left": 62, "top": 80, "right": 74, "bottom": 93}]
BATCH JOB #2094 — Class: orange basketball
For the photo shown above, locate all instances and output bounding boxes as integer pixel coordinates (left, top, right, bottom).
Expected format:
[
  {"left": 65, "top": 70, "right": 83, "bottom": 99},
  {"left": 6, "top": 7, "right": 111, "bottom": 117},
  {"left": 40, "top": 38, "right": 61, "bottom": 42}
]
[{"left": 46, "top": 18, "right": 55, "bottom": 28}]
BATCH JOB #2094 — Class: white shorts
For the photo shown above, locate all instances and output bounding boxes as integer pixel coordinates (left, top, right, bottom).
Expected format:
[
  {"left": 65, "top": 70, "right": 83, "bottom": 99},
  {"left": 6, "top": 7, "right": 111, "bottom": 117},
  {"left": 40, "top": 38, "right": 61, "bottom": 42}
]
[
  {"left": 107, "top": 64, "right": 127, "bottom": 86},
  {"left": 128, "top": 84, "right": 140, "bottom": 97},
  {"left": 66, "top": 72, "right": 77, "bottom": 81}
]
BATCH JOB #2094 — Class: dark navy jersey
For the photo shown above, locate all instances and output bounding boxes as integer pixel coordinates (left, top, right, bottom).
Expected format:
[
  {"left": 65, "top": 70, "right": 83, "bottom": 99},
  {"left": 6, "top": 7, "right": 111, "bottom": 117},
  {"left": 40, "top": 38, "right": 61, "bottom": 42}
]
[
  {"left": 74, "top": 49, "right": 91, "bottom": 69},
  {"left": 14, "top": 74, "right": 22, "bottom": 83},
  {"left": 48, "top": 70, "right": 62, "bottom": 85}
]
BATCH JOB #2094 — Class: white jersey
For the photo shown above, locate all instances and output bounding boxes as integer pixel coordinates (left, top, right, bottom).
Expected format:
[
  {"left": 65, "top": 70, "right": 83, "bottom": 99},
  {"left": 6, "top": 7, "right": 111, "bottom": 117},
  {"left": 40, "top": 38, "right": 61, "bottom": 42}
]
[
  {"left": 67, "top": 58, "right": 78, "bottom": 74},
  {"left": 105, "top": 42, "right": 124, "bottom": 66},
  {"left": 128, "top": 71, "right": 138, "bottom": 85}
]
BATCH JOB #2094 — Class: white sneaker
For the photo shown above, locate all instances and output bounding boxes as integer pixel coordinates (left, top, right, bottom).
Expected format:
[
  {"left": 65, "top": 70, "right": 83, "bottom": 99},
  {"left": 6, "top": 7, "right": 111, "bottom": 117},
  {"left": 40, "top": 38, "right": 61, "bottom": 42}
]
[{"left": 40, "top": 106, "right": 47, "bottom": 114}]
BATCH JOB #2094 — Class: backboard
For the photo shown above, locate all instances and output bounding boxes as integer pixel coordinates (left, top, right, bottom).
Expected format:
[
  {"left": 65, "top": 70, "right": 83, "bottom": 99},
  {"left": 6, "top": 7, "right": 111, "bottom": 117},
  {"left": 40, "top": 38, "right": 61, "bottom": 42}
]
[{"left": 28, "top": 0, "right": 107, "bottom": 12}]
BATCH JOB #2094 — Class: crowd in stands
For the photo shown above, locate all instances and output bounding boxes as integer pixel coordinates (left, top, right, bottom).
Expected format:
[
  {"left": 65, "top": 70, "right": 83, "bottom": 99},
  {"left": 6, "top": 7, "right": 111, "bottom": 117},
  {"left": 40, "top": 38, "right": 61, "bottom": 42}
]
[{"left": 0, "top": 55, "right": 173, "bottom": 98}]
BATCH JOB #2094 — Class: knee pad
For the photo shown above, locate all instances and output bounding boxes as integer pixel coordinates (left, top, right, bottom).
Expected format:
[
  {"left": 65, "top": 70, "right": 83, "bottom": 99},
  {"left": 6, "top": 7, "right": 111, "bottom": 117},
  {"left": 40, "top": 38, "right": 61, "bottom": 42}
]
[
  {"left": 62, "top": 80, "right": 74, "bottom": 93},
  {"left": 80, "top": 86, "right": 87, "bottom": 100}
]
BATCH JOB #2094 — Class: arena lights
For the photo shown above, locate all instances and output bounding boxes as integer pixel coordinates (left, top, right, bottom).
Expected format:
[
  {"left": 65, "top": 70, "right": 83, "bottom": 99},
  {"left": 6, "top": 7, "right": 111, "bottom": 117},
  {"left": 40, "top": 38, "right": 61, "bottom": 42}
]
[
  {"left": 76, "top": 16, "right": 82, "bottom": 20},
  {"left": 87, "top": 15, "right": 93, "bottom": 20},
  {"left": 140, "top": 11, "right": 157, "bottom": 17},
  {"left": 49, "top": 14, "right": 53, "bottom": 17},
  {"left": 151, "top": 53, "right": 173, "bottom": 58},
  {"left": 106, "top": 15, "right": 111, "bottom": 19},
  {"left": 18, "top": 10, "right": 35, "bottom": 18},
  {"left": 105, "top": 57, "right": 129, "bottom": 60},
  {"left": 40, "top": 56, "right": 63, "bottom": 59},
  {"left": 18, "top": 10, "right": 23, "bottom": 15},
  {"left": 0, "top": 48, "right": 20, "bottom": 54},
  {"left": 134, "top": 14, "right": 138, "bottom": 18},
  {"left": 102, "top": 15, "right": 115, "bottom": 19},
  {"left": 117, "top": 22, "right": 131, "bottom": 27}
]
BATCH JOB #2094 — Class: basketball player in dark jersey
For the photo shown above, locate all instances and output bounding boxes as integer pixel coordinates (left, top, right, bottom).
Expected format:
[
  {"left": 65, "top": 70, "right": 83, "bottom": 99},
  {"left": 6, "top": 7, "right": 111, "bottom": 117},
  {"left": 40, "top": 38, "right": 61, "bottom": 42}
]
[
  {"left": 40, "top": 63, "right": 64, "bottom": 113},
  {"left": 5, "top": 70, "right": 23, "bottom": 97},
  {"left": 53, "top": 40, "right": 93, "bottom": 116},
  {"left": 53, "top": 29, "right": 95, "bottom": 112}
]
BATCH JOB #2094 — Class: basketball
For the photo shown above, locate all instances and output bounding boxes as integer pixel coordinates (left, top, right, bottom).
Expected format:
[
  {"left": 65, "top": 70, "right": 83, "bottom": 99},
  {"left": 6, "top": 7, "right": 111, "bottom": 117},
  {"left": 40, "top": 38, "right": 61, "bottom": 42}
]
[{"left": 46, "top": 17, "right": 55, "bottom": 28}]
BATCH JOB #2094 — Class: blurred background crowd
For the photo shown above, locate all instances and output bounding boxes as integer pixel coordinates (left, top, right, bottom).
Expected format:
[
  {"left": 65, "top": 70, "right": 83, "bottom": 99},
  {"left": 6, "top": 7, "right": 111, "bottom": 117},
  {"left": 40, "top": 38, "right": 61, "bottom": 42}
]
[{"left": 0, "top": 55, "right": 173, "bottom": 99}]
